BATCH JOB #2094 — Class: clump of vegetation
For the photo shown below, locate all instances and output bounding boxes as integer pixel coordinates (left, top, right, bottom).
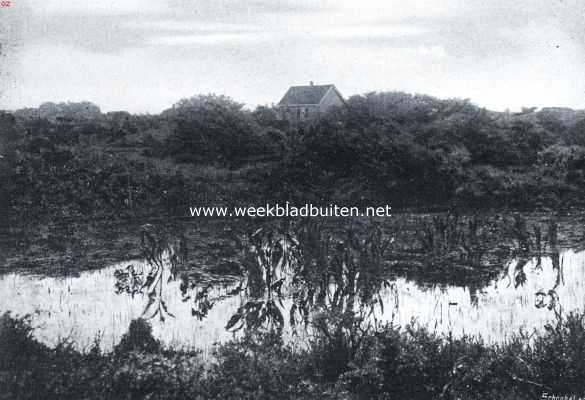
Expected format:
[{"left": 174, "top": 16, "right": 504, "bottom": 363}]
[
  {"left": 2, "top": 310, "right": 585, "bottom": 399},
  {"left": 3, "top": 91, "right": 585, "bottom": 230}
]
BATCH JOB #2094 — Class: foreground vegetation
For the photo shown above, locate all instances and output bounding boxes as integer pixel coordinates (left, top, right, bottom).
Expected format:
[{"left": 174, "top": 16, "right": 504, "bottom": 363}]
[{"left": 1, "top": 310, "right": 585, "bottom": 400}]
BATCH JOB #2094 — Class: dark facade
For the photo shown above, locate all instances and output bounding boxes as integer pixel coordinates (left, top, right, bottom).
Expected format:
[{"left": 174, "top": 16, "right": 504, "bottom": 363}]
[{"left": 277, "top": 82, "right": 344, "bottom": 124}]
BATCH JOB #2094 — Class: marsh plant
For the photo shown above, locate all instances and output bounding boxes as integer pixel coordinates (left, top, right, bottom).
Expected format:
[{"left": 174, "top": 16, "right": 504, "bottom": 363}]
[
  {"left": 114, "top": 224, "right": 187, "bottom": 321},
  {"left": 415, "top": 213, "right": 566, "bottom": 271},
  {"left": 416, "top": 213, "right": 501, "bottom": 269}
]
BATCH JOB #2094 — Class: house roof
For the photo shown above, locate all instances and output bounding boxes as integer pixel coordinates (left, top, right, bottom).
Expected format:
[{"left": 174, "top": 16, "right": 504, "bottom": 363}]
[{"left": 278, "top": 84, "right": 338, "bottom": 106}]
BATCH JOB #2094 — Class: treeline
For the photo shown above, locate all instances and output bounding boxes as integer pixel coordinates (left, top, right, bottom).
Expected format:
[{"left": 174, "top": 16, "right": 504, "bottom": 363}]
[{"left": 2, "top": 92, "right": 585, "bottom": 221}]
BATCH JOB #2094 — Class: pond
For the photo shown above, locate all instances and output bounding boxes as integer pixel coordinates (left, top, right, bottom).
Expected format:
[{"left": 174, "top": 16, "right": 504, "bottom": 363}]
[{"left": 1, "top": 213, "right": 585, "bottom": 354}]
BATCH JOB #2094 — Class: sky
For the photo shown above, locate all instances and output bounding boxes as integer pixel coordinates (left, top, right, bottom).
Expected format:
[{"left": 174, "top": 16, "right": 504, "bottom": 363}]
[{"left": 0, "top": 0, "right": 584, "bottom": 113}]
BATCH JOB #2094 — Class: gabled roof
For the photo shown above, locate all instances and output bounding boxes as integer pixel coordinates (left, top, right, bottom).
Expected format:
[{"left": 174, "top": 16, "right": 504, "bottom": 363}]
[{"left": 278, "top": 84, "right": 339, "bottom": 106}]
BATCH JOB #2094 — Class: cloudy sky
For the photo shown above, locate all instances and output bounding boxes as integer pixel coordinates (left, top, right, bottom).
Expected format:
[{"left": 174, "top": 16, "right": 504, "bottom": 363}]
[{"left": 0, "top": 0, "right": 584, "bottom": 113}]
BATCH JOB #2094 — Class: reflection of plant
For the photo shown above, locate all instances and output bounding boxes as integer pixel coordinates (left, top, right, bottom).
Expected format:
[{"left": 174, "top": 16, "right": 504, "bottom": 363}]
[
  {"left": 510, "top": 258, "right": 529, "bottom": 288},
  {"left": 289, "top": 220, "right": 392, "bottom": 329},
  {"left": 530, "top": 219, "right": 563, "bottom": 312},
  {"left": 181, "top": 280, "right": 243, "bottom": 321},
  {"left": 226, "top": 299, "right": 285, "bottom": 333},
  {"left": 534, "top": 240, "right": 563, "bottom": 312},
  {"left": 225, "top": 226, "right": 298, "bottom": 333},
  {"left": 216, "top": 220, "right": 393, "bottom": 336},
  {"left": 114, "top": 264, "right": 144, "bottom": 297},
  {"left": 535, "top": 289, "right": 559, "bottom": 310},
  {"left": 114, "top": 224, "right": 186, "bottom": 321}
]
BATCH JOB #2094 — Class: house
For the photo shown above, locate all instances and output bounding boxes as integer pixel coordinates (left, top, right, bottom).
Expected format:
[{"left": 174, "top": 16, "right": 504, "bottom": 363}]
[{"left": 277, "top": 82, "right": 344, "bottom": 124}]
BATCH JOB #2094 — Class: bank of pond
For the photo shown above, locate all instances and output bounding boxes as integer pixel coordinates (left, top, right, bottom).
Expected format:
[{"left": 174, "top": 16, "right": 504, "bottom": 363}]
[{"left": 2, "top": 211, "right": 585, "bottom": 398}]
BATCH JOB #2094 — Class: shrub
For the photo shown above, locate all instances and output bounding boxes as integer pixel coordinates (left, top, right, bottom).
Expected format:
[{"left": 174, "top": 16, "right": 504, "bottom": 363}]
[
  {"left": 111, "top": 351, "right": 205, "bottom": 400},
  {"left": 532, "top": 312, "right": 585, "bottom": 394},
  {"left": 114, "top": 318, "right": 161, "bottom": 354}
]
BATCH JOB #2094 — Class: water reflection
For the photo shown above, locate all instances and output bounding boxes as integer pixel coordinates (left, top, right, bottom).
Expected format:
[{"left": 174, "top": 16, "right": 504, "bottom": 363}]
[
  {"left": 162, "top": 220, "right": 395, "bottom": 336},
  {"left": 2, "top": 214, "right": 585, "bottom": 352},
  {"left": 113, "top": 224, "right": 187, "bottom": 321},
  {"left": 2, "top": 248, "right": 584, "bottom": 350}
]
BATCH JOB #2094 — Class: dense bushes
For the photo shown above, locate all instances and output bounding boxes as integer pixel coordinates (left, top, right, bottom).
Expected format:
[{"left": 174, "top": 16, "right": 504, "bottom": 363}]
[
  {"left": 5, "top": 141, "right": 190, "bottom": 221},
  {"left": 2, "top": 311, "right": 585, "bottom": 399},
  {"left": 269, "top": 121, "right": 463, "bottom": 205},
  {"left": 261, "top": 93, "right": 585, "bottom": 207},
  {"left": 3, "top": 91, "right": 585, "bottom": 222},
  {"left": 531, "top": 312, "right": 585, "bottom": 394},
  {"left": 0, "top": 312, "right": 110, "bottom": 400}
]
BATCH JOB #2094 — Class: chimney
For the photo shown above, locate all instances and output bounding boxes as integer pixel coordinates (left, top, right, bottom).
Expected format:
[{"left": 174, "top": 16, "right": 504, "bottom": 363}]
[{"left": 310, "top": 81, "right": 314, "bottom": 86}]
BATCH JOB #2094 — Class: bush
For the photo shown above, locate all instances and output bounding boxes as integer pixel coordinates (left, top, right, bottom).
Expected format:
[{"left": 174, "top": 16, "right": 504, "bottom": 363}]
[
  {"left": 3, "top": 311, "right": 585, "bottom": 399},
  {"left": 111, "top": 351, "right": 205, "bottom": 400},
  {"left": 206, "top": 331, "right": 329, "bottom": 400},
  {"left": 114, "top": 318, "right": 161, "bottom": 354},
  {"left": 533, "top": 312, "right": 585, "bottom": 394}
]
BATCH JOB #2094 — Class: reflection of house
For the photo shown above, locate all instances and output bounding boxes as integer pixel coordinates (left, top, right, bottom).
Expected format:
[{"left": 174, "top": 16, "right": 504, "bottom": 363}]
[{"left": 277, "top": 82, "right": 344, "bottom": 124}]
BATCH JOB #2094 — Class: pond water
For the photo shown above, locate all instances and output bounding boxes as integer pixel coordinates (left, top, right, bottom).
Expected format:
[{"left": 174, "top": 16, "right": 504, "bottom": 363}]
[
  {"left": 1, "top": 230, "right": 584, "bottom": 354},
  {"left": 0, "top": 259, "right": 242, "bottom": 357}
]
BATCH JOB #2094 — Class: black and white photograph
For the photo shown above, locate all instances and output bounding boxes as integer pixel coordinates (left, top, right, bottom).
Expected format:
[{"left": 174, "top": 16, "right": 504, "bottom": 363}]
[{"left": 1, "top": 1, "right": 585, "bottom": 399}]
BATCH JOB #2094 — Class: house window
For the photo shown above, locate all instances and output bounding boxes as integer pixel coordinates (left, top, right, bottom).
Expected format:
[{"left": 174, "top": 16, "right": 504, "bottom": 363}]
[{"left": 297, "top": 108, "right": 301, "bottom": 120}]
